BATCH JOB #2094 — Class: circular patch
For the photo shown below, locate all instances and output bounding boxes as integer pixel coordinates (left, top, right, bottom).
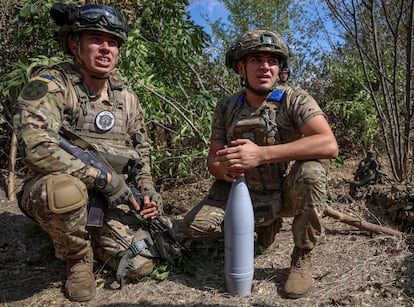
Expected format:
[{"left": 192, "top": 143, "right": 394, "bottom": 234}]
[
  {"left": 95, "top": 110, "right": 115, "bottom": 131},
  {"left": 21, "top": 80, "right": 48, "bottom": 100}
]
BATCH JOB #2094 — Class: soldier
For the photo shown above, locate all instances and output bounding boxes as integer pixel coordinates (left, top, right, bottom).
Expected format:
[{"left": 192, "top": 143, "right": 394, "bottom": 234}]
[
  {"left": 13, "top": 3, "right": 164, "bottom": 302},
  {"left": 278, "top": 66, "right": 290, "bottom": 87},
  {"left": 182, "top": 29, "right": 338, "bottom": 298}
]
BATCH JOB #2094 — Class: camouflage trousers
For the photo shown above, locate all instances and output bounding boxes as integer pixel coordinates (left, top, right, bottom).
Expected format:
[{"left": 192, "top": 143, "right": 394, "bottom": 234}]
[
  {"left": 182, "top": 160, "right": 328, "bottom": 250},
  {"left": 19, "top": 173, "right": 156, "bottom": 275}
]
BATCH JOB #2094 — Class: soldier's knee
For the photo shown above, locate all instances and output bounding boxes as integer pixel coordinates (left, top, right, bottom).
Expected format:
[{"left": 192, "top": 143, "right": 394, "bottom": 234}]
[
  {"left": 181, "top": 217, "right": 223, "bottom": 242},
  {"left": 46, "top": 174, "right": 88, "bottom": 214},
  {"left": 182, "top": 201, "right": 225, "bottom": 242}
]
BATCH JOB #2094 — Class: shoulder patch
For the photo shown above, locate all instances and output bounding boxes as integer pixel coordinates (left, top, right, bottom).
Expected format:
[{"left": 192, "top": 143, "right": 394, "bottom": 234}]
[
  {"left": 268, "top": 89, "right": 285, "bottom": 103},
  {"left": 20, "top": 79, "right": 50, "bottom": 100},
  {"left": 236, "top": 93, "right": 244, "bottom": 106}
]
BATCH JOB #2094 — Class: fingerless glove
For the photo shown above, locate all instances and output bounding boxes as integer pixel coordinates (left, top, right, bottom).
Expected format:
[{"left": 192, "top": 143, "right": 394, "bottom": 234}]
[
  {"left": 142, "top": 187, "right": 163, "bottom": 213},
  {"left": 103, "top": 173, "right": 133, "bottom": 208}
]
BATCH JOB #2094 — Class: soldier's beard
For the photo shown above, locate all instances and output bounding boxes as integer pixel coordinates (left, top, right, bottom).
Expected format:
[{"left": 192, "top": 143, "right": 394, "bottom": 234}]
[
  {"left": 242, "top": 77, "right": 271, "bottom": 96},
  {"left": 77, "top": 61, "right": 111, "bottom": 79}
]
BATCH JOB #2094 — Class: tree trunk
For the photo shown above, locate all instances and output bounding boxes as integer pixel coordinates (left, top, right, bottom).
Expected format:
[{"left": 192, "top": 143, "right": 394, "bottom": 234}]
[
  {"left": 323, "top": 206, "right": 402, "bottom": 237},
  {"left": 8, "top": 131, "right": 17, "bottom": 201}
]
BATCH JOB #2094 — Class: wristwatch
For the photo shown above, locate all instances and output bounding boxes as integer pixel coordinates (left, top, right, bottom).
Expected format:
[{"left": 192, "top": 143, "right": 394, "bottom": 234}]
[{"left": 94, "top": 170, "right": 108, "bottom": 189}]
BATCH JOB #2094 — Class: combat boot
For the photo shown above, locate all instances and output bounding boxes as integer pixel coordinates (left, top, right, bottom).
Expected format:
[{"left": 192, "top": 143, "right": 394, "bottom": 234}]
[
  {"left": 256, "top": 217, "right": 283, "bottom": 248},
  {"left": 65, "top": 248, "right": 96, "bottom": 302},
  {"left": 284, "top": 247, "right": 313, "bottom": 298}
]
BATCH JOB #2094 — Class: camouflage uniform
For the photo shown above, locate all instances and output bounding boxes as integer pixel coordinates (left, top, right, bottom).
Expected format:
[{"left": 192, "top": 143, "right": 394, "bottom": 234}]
[
  {"left": 183, "top": 28, "right": 336, "bottom": 298},
  {"left": 182, "top": 86, "right": 328, "bottom": 250},
  {"left": 13, "top": 61, "right": 158, "bottom": 279}
]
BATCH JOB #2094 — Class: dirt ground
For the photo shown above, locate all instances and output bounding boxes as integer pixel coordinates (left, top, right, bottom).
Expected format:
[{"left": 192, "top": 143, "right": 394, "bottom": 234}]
[{"left": 1, "top": 156, "right": 414, "bottom": 307}]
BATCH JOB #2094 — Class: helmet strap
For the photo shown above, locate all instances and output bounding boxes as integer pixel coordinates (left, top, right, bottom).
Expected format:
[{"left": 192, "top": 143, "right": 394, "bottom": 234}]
[{"left": 244, "top": 81, "right": 271, "bottom": 96}]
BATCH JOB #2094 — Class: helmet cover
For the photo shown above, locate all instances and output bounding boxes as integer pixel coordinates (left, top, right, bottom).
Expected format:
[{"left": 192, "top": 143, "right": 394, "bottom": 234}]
[{"left": 225, "top": 29, "right": 289, "bottom": 73}]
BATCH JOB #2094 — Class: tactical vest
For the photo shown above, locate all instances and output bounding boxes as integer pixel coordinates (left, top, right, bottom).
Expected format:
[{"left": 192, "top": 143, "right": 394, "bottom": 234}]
[
  {"left": 73, "top": 80, "right": 127, "bottom": 146},
  {"left": 54, "top": 62, "right": 141, "bottom": 173},
  {"left": 224, "top": 87, "right": 305, "bottom": 193}
]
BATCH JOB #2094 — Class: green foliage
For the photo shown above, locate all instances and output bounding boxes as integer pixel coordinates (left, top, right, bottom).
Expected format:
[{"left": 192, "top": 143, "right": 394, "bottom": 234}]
[
  {"left": 9, "top": 0, "right": 60, "bottom": 59},
  {"left": 326, "top": 94, "right": 379, "bottom": 147},
  {"left": 150, "top": 263, "right": 170, "bottom": 281},
  {"left": 136, "top": 257, "right": 197, "bottom": 282},
  {"left": 334, "top": 155, "right": 344, "bottom": 167},
  {"left": 319, "top": 52, "right": 380, "bottom": 149},
  {"left": 116, "top": 0, "right": 214, "bottom": 180},
  {"left": 322, "top": 0, "right": 414, "bottom": 181}
]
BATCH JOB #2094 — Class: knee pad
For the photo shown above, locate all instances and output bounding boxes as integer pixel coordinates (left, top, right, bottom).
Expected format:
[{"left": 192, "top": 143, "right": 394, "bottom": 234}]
[{"left": 47, "top": 174, "right": 88, "bottom": 214}]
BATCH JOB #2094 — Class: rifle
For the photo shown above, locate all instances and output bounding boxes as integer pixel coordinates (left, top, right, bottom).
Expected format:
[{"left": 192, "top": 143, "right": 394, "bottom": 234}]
[{"left": 59, "top": 133, "right": 191, "bottom": 257}]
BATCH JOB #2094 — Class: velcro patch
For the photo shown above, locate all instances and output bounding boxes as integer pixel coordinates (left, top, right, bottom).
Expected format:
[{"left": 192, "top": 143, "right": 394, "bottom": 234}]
[{"left": 21, "top": 79, "right": 50, "bottom": 100}]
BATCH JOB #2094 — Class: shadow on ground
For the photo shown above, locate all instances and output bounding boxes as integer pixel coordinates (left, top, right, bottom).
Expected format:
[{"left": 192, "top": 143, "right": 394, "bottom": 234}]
[{"left": 0, "top": 210, "right": 64, "bottom": 303}]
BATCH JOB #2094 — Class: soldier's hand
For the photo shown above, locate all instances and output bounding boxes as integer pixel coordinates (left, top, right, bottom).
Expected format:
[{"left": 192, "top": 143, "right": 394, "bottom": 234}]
[
  {"left": 142, "top": 188, "right": 163, "bottom": 213},
  {"left": 103, "top": 173, "right": 133, "bottom": 208},
  {"left": 140, "top": 197, "right": 158, "bottom": 220},
  {"left": 216, "top": 139, "right": 262, "bottom": 170}
]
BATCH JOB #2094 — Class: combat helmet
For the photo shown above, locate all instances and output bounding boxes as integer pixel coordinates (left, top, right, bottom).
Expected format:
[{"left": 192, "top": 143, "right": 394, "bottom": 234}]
[
  {"left": 225, "top": 29, "right": 289, "bottom": 73},
  {"left": 50, "top": 3, "right": 128, "bottom": 55}
]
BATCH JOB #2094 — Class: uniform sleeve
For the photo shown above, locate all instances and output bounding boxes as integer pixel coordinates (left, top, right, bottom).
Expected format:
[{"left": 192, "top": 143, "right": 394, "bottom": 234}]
[
  {"left": 210, "top": 96, "right": 230, "bottom": 144},
  {"left": 277, "top": 89, "right": 326, "bottom": 143},
  {"left": 125, "top": 89, "right": 155, "bottom": 192},
  {"left": 289, "top": 92, "right": 325, "bottom": 128},
  {"left": 13, "top": 75, "right": 100, "bottom": 187}
]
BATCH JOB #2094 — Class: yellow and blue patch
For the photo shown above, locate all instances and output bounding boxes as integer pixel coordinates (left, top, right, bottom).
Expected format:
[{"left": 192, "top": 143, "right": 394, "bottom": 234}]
[{"left": 36, "top": 75, "right": 53, "bottom": 83}]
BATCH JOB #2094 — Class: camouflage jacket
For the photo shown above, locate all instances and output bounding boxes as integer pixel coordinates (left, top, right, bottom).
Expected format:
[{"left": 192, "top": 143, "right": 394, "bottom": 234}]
[{"left": 13, "top": 61, "right": 155, "bottom": 192}]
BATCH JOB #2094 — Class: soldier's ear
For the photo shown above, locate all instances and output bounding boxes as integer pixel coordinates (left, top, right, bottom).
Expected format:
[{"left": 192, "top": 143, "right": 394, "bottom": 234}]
[
  {"left": 68, "top": 37, "right": 78, "bottom": 56},
  {"left": 237, "top": 60, "right": 245, "bottom": 76}
]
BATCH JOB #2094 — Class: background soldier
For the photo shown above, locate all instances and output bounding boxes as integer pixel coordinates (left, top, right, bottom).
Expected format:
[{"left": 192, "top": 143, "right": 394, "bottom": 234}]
[
  {"left": 278, "top": 66, "right": 290, "bottom": 87},
  {"left": 13, "top": 3, "right": 163, "bottom": 302},
  {"left": 182, "top": 29, "right": 338, "bottom": 298}
]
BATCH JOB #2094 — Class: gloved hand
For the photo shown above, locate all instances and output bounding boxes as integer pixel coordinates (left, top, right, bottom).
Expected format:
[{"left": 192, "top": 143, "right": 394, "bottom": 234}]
[
  {"left": 142, "top": 188, "right": 163, "bottom": 213},
  {"left": 103, "top": 173, "right": 133, "bottom": 208}
]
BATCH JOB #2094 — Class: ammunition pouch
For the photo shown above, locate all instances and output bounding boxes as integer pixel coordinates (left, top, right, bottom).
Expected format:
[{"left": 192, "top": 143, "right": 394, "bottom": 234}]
[
  {"left": 251, "top": 190, "right": 281, "bottom": 226},
  {"left": 46, "top": 174, "right": 88, "bottom": 214},
  {"left": 232, "top": 115, "right": 284, "bottom": 193},
  {"left": 245, "top": 164, "right": 282, "bottom": 192},
  {"left": 91, "top": 141, "right": 142, "bottom": 174},
  {"left": 233, "top": 117, "right": 267, "bottom": 145},
  {"left": 208, "top": 180, "right": 232, "bottom": 201}
]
